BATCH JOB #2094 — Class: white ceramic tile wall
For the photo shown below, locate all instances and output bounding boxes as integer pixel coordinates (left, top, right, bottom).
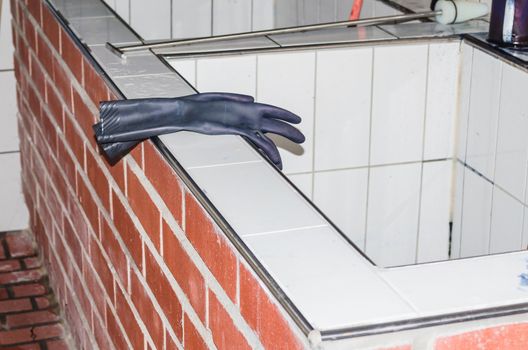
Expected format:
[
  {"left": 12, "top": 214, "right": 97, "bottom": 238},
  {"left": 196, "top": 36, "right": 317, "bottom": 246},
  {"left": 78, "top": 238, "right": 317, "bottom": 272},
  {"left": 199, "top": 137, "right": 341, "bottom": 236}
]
[
  {"left": 212, "top": 0, "right": 252, "bottom": 35},
  {"left": 0, "top": 71, "right": 19, "bottom": 153},
  {"left": 168, "top": 59, "right": 197, "bottom": 87},
  {"left": 172, "top": 0, "right": 212, "bottom": 39},
  {"left": 423, "top": 42, "right": 460, "bottom": 160},
  {"left": 130, "top": 0, "right": 171, "bottom": 40},
  {"left": 313, "top": 168, "right": 368, "bottom": 248},
  {"left": 464, "top": 48, "right": 502, "bottom": 180},
  {"left": 489, "top": 187, "right": 524, "bottom": 254},
  {"left": 0, "top": 0, "right": 14, "bottom": 70},
  {"left": 366, "top": 163, "right": 422, "bottom": 266},
  {"left": 494, "top": 63, "right": 528, "bottom": 202},
  {"left": 450, "top": 162, "right": 466, "bottom": 259},
  {"left": 252, "top": 0, "right": 275, "bottom": 31},
  {"left": 0, "top": 153, "right": 29, "bottom": 232},
  {"left": 314, "top": 47, "right": 372, "bottom": 171},
  {"left": 416, "top": 160, "right": 452, "bottom": 263},
  {"left": 257, "top": 51, "right": 316, "bottom": 174},
  {"left": 114, "top": 0, "right": 130, "bottom": 23},
  {"left": 370, "top": 44, "right": 428, "bottom": 165},
  {"left": 459, "top": 167, "right": 493, "bottom": 258},
  {"left": 287, "top": 173, "right": 313, "bottom": 199},
  {"left": 196, "top": 55, "right": 257, "bottom": 96}
]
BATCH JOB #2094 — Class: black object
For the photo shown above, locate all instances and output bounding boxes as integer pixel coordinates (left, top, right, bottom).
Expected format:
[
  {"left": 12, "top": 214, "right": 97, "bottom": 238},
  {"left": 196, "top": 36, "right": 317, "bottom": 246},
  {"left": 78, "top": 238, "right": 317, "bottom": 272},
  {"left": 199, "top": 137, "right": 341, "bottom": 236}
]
[
  {"left": 489, "top": 0, "right": 528, "bottom": 47},
  {"left": 93, "top": 93, "right": 305, "bottom": 169}
]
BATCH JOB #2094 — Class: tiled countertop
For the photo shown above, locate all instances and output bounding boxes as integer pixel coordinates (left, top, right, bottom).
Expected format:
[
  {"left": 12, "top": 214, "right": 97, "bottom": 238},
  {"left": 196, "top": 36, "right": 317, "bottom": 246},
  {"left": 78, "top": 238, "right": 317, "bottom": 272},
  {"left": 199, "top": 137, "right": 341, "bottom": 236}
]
[{"left": 47, "top": 0, "right": 528, "bottom": 346}]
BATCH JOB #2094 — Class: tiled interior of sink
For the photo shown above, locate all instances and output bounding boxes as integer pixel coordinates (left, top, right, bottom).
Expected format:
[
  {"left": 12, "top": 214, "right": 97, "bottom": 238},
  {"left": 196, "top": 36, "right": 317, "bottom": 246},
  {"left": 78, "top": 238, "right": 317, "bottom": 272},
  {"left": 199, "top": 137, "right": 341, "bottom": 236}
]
[{"left": 166, "top": 40, "right": 528, "bottom": 268}]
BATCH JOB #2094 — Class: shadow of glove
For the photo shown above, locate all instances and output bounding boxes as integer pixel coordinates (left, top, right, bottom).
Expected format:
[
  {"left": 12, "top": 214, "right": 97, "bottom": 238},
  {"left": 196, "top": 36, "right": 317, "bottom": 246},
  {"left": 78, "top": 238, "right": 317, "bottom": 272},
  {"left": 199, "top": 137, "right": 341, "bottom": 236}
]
[{"left": 93, "top": 93, "right": 305, "bottom": 169}]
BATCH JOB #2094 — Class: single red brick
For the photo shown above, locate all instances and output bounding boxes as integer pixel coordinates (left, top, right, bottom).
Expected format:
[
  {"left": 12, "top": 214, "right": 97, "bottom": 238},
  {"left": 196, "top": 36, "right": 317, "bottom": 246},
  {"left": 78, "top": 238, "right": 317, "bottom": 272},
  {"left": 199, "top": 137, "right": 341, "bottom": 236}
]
[
  {"left": 11, "top": 283, "right": 47, "bottom": 298},
  {"left": 130, "top": 143, "right": 143, "bottom": 169},
  {"left": 112, "top": 191, "right": 143, "bottom": 269},
  {"left": 76, "top": 172, "right": 99, "bottom": 233},
  {"left": 144, "top": 141, "right": 183, "bottom": 225},
  {"left": 88, "top": 237, "right": 114, "bottom": 300},
  {"left": 18, "top": 31, "right": 30, "bottom": 71},
  {"left": 162, "top": 221, "right": 206, "bottom": 322},
  {"left": 435, "top": 323, "right": 528, "bottom": 350},
  {"left": 185, "top": 194, "right": 237, "bottom": 302},
  {"left": 0, "top": 323, "right": 64, "bottom": 345},
  {"left": 24, "top": 257, "right": 41, "bottom": 269},
  {"left": 0, "top": 288, "right": 8, "bottom": 300},
  {"left": 106, "top": 304, "right": 131, "bottom": 350},
  {"left": 62, "top": 217, "right": 83, "bottom": 271},
  {"left": 85, "top": 150, "right": 110, "bottom": 212},
  {"left": 52, "top": 58, "right": 72, "bottom": 112},
  {"left": 127, "top": 167, "right": 161, "bottom": 251},
  {"left": 105, "top": 158, "right": 125, "bottom": 192},
  {"left": 0, "top": 244, "right": 6, "bottom": 259},
  {"left": 115, "top": 287, "right": 144, "bottom": 349},
  {"left": 0, "top": 269, "right": 43, "bottom": 285},
  {"left": 100, "top": 218, "right": 127, "bottom": 288},
  {"left": 239, "top": 265, "right": 304, "bottom": 350},
  {"left": 209, "top": 290, "right": 251, "bottom": 350},
  {"left": 27, "top": 0, "right": 41, "bottom": 25},
  {"left": 23, "top": 15, "right": 36, "bottom": 52},
  {"left": 83, "top": 58, "right": 109, "bottom": 106},
  {"left": 93, "top": 311, "right": 114, "bottom": 350},
  {"left": 47, "top": 339, "right": 70, "bottom": 350},
  {"left": 184, "top": 314, "right": 207, "bottom": 350},
  {"left": 27, "top": 84, "right": 41, "bottom": 122},
  {"left": 72, "top": 88, "right": 96, "bottom": 140},
  {"left": 130, "top": 270, "right": 164, "bottom": 350},
  {"left": 82, "top": 254, "right": 106, "bottom": 318},
  {"left": 0, "top": 298, "right": 32, "bottom": 314},
  {"left": 39, "top": 112, "right": 58, "bottom": 154},
  {"left": 144, "top": 249, "right": 183, "bottom": 341},
  {"left": 5, "top": 233, "right": 34, "bottom": 258},
  {"left": 0, "top": 260, "right": 21, "bottom": 273},
  {"left": 60, "top": 28, "right": 82, "bottom": 84},
  {"left": 57, "top": 137, "right": 76, "bottom": 188},
  {"left": 46, "top": 81, "right": 63, "bottom": 130},
  {"left": 35, "top": 296, "right": 51, "bottom": 309},
  {"left": 6, "top": 310, "right": 60, "bottom": 328},
  {"left": 30, "top": 53, "right": 45, "bottom": 95},
  {"left": 42, "top": 5, "right": 60, "bottom": 52},
  {"left": 63, "top": 114, "right": 85, "bottom": 167}
]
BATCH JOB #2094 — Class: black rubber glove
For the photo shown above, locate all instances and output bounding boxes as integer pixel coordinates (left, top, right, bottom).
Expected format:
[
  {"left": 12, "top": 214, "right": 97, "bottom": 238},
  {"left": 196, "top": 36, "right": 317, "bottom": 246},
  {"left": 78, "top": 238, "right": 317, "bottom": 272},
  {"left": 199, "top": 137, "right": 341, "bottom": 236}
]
[{"left": 93, "top": 93, "right": 305, "bottom": 169}]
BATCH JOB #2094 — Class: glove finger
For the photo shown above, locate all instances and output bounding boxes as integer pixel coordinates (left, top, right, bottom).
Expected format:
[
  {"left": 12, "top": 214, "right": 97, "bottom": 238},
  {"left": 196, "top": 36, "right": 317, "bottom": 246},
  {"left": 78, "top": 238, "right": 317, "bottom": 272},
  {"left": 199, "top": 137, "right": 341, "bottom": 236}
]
[
  {"left": 261, "top": 119, "right": 305, "bottom": 144},
  {"left": 245, "top": 131, "right": 283, "bottom": 169},
  {"left": 255, "top": 103, "right": 301, "bottom": 124},
  {"left": 181, "top": 92, "right": 254, "bottom": 103}
]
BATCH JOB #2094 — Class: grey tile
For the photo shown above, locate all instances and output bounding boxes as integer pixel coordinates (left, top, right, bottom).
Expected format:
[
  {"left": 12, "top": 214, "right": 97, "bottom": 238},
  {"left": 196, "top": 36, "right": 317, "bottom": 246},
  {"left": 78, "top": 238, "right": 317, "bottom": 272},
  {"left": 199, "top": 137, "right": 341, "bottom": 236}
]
[
  {"left": 153, "top": 36, "right": 278, "bottom": 55},
  {"left": 113, "top": 73, "right": 195, "bottom": 98},
  {"left": 379, "top": 20, "right": 489, "bottom": 39},
  {"left": 51, "top": 0, "right": 113, "bottom": 19},
  {"left": 269, "top": 26, "right": 396, "bottom": 47},
  {"left": 89, "top": 45, "right": 172, "bottom": 77},
  {"left": 69, "top": 17, "right": 140, "bottom": 46}
]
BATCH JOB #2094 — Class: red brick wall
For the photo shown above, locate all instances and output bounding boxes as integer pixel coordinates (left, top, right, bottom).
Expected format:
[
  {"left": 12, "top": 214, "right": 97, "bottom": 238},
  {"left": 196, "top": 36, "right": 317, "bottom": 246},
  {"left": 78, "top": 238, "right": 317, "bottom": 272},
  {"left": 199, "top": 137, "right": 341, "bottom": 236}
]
[{"left": 11, "top": 0, "right": 308, "bottom": 348}]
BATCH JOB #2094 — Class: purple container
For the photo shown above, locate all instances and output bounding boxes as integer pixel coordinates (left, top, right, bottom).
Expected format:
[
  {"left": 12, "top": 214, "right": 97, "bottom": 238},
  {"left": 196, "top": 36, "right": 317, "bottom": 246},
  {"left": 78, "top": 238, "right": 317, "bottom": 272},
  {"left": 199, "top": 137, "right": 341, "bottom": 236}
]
[{"left": 489, "top": 0, "right": 528, "bottom": 46}]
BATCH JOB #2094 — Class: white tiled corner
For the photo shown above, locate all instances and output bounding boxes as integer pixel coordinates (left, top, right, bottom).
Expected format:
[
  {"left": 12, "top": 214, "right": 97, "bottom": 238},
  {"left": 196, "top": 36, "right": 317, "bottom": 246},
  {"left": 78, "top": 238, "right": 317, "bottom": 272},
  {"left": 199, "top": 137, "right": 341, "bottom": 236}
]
[
  {"left": 314, "top": 47, "right": 372, "bottom": 171},
  {"left": 130, "top": 0, "right": 171, "bottom": 40},
  {"left": 160, "top": 132, "right": 261, "bottom": 169},
  {"left": 456, "top": 42, "right": 474, "bottom": 162},
  {"left": 212, "top": 0, "right": 252, "bottom": 36},
  {"left": 0, "top": 71, "right": 19, "bottom": 153},
  {"left": 0, "top": 0, "right": 14, "bottom": 70},
  {"left": 0, "top": 153, "right": 29, "bottom": 232},
  {"left": 370, "top": 44, "right": 428, "bottom": 165},
  {"left": 252, "top": 0, "right": 275, "bottom": 31},
  {"left": 244, "top": 226, "right": 417, "bottom": 330},
  {"left": 187, "top": 161, "right": 327, "bottom": 236},
  {"left": 167, "top": 59, "right": 197, "bottom": 87},
  {"left": 423, "top": 42, "right": 460, "bottom": 160},
  {"left": 256, "top": 51, "right": 316, "bottom": 174},
  {"left": 172, "top": 0, "right": 212, "bottom": 39},
  {"left": 494, "top": 63, "right": 528, "bottom": 202},
  {"left": 115, "top": 0, "right": 130, "bottom": 23},
  {"left": 313, "top": 168, "right": 368, "bottom": 248},
  {"left": 450, "top": 162, "right": 466, "bottom": 259},
  {"left": 465, "top": 48, "right": 502, "bottom": 181},
  {"left": 196, "top": 55, "right": 257, "bottom": 97},
  {"left": 417, "top": 160, "right": 452, "bottom": 263},
  {"left": 366, "top": 163, "right": 422, "bottom": 267},
  {"left": 287, "top": 173, "right": 313, "bottom": 199},
  {"left": 459, "top": 167, "right": 493, "bottom": 258},
  {"left": 489, "top": 187, "right": 523, "bottom": 254}
]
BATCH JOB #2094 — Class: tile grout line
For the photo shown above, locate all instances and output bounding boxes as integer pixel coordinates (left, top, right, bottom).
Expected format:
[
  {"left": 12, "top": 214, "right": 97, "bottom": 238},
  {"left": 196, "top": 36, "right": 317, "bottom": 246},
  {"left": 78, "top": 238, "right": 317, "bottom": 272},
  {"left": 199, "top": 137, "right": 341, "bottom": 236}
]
[
  {"left": 414, "top": 43, "right": 431, "bottom": 264},
  {"left": 310, "top": 51, "right": 318, "bottom": 200},
  {"left": 241, "top": 224, "right": 329, "bottom": 239}
]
